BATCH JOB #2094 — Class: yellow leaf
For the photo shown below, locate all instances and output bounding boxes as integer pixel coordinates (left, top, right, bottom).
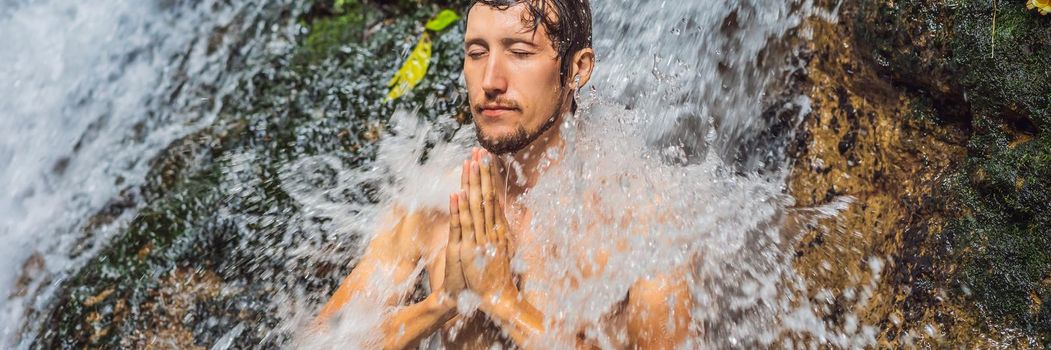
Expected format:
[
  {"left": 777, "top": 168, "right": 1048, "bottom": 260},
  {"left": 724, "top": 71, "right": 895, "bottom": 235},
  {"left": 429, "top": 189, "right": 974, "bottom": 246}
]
[
  {"left": 386, "top": 32, "right": 432, "bottom": 101},
  {"left": 425, "top": 9, "right": 460, "bottom": 32},
  {"left": 1029, "top": 0, "right": 1051, "bottom": 15}
]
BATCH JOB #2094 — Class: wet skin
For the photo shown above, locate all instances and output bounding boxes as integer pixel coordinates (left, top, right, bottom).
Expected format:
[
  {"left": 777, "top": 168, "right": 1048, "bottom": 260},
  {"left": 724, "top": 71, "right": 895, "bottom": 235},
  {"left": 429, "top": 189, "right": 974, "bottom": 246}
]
[{"left": 315, "top": 3, "right": 692, "bottom": 349}]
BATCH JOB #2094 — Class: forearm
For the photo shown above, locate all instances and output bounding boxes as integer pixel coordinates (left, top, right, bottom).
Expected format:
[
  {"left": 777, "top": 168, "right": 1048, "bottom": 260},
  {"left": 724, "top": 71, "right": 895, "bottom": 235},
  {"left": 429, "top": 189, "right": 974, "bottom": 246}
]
[
  {"left": 381, "top": 293, "right": 455, "bottom": 350},
  {"left": 482, "top": 295, "right": 603, "bottom": 350},
  {"left": 480, "top": 292, "right": 545, "bottom": 349}
]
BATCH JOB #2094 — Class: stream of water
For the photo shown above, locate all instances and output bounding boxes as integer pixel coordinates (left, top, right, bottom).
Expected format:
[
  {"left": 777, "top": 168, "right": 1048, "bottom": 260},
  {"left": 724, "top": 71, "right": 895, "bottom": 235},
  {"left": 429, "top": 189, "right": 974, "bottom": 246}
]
[
  {"left": 281, "top": 0, "right": 868, "bottom": 348},
  {"left": 0, "top": 0, "right": 301, "bottom": 347},
  {"left": 0, "top": 0, "right": 872, "bottom": 348}
]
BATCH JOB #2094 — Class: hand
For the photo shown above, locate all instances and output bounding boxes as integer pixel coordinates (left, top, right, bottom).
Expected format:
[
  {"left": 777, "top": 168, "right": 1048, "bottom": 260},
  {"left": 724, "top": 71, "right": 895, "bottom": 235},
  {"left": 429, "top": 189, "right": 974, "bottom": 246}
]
[
  {"left": 451, "top": 148, "right": 516, "bottom": 300},
  {"left": 441, "top": 194, "right": 468, "bottom": 305}
]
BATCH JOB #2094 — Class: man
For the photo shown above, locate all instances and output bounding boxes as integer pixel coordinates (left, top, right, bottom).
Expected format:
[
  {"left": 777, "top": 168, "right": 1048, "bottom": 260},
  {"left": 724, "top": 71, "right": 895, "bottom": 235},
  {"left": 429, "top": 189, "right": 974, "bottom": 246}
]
[{"left": 315, "top": 1, "right": 692, "bottom": 348}]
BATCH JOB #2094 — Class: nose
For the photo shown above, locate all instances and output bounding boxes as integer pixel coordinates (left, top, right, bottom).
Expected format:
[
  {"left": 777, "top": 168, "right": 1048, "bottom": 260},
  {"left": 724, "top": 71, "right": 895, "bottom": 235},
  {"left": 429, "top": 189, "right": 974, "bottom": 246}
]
[{"left": 481, "top": 54, "right": 507, "bottom": 98}]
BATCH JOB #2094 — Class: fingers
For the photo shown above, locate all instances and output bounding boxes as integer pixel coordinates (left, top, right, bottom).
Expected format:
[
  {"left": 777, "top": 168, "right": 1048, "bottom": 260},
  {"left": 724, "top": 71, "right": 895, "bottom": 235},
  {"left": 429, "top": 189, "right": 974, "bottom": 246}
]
[
  {"left": 457, "top": 189, "right": 474, "bottom": 248},
  {"left": 448, "top": 194, "right": 461, "bottom": 246},
  {"left": 461, "top": 158, "right": 469, "bottom": 194},
  {"left": 468, "top": 154, "right": 487, "bottom": 245},
  {"left": 460, "top": 147, "right": 504, "bottom": 249},
  {"left": 448, "top": 193, "right": 466, "bottom": 291},
  {"left": 488, "top": 154, "right": 501, "bottom": 206},
  {"left": 479, "top": 153, "right": 496, "bottom": 242},
  {"left": 486, "top": 158, "right": 508, "bottom": 247},
  {"left": 459, "top": 150, "right": 476, "bottom": 246}
]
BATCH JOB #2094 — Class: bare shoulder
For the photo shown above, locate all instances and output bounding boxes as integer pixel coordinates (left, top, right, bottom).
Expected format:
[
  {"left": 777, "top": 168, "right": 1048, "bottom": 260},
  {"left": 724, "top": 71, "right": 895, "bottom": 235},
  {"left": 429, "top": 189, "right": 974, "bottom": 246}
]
[
  {"left": 627, "top": 273, "right": 689, "bottom": 307},
  {"left": 625, "top": 270, "right": 692, "bottom": 347}
]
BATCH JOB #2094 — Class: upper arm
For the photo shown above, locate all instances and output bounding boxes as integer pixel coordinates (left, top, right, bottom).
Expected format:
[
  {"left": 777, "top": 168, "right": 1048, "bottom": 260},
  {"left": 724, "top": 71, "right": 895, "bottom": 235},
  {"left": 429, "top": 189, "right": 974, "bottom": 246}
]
[
  {"left": 315, "top": 209, "right": 433, "bottom": 324},
  {"left": 626, "top": 271, "right": 693, "bottom": 349}
]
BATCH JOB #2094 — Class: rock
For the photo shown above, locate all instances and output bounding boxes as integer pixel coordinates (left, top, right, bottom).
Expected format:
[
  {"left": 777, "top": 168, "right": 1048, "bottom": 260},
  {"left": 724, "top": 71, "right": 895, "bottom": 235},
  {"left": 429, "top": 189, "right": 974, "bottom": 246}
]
[
  {"left": 31, "top": 0, "right": 1051, "bottom": 347},
  {"left": 32, "top": 1, "right": 470, "bottom": 347},
  {"left": 792, "top": 0, "right": 1051, "bottom": 346}
]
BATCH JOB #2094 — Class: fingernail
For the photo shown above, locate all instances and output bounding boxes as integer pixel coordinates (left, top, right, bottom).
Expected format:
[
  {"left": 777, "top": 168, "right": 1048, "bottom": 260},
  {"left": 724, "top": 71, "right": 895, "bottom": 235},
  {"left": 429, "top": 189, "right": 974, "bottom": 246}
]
[{"left": 481, "top": 156, "right": 490, "bottom": 166}]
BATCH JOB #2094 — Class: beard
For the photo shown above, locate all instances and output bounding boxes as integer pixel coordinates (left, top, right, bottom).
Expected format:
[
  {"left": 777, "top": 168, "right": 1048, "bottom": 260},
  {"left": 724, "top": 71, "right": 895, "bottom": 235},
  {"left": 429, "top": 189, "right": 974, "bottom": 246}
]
[
  {"left": 475, "top": 93, "right": 567, "bottom": 155},
  {"left": 475, "top": 112, "right": 560, "bottom": 155}
]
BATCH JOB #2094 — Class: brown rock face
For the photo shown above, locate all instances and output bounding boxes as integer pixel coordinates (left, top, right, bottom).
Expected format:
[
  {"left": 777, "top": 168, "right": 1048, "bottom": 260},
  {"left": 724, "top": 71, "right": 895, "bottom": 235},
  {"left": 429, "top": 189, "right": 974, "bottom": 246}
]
[
  {"left": 119, "top": 268, "right": 228, "bottom": 349},
  {"left": 790, "top": 0, "right": 1050, "bottom": 347}
]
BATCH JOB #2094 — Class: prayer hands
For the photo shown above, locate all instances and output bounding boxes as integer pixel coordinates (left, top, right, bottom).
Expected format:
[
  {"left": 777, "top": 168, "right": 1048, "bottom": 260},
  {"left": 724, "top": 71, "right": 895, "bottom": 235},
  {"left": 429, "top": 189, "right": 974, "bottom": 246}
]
[
  {"left": 448, "top": 148, "right": 516, "bottom": 302},
  {"left": 442, "top": 193, "right": 468, "bottom": 302}
]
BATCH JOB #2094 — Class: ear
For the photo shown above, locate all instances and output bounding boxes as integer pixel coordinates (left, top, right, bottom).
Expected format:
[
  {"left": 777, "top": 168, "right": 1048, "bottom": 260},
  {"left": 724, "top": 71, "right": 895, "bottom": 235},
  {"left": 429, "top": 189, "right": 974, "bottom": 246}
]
[{"left": 567, "top": 47, "right": 595, "bottom": 90}]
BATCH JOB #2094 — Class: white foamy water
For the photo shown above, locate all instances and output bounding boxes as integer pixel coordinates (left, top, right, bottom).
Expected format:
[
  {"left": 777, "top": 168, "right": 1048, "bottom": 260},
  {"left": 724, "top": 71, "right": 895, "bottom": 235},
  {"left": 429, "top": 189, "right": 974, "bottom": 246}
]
[
  {"left": 1, "top": 0, "right": 869, "bottom": 347},
  {"left": 271, "top": 0, "right": 873, "bottom": 348},
  {"left": 590, "top": 0, "right": 818, "bottom": 167},
  {"left": 0, "top": 0, "right": 299, "bottom": 347},
  {"left": 286, "top": 100, "right": 869, "bottom": 348}
]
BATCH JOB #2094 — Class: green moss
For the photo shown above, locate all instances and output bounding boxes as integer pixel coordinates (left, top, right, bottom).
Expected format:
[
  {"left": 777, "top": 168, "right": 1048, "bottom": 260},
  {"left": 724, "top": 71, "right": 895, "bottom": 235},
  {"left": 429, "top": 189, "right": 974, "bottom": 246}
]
[
  {"left": 36, "top": 1, "right": 471, "bottom": 348},
  {"left": 40, "top": 162, "right": 227, "bottom": 349},
  {"left": 856, "top": 0, "right": 1051, "bottom": 123},
  {"left": 951, "top": 1, "right": 1051, "bottom": 128},
  {"left": 294, "top": 1, "right": 367, "bottom": 67},
  {"left": 947, "top": 129, "right": 1051, "bottom": 339},
  {"left": 857, "top": 0, "right": 1051, "bottom": 342}
]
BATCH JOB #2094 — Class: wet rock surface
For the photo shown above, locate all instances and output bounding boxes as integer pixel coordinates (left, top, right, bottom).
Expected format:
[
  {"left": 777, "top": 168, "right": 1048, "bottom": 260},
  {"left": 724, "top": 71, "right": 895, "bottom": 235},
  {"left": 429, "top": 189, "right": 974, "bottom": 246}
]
[
  {"left": 23, "top": 0, "right": 1051, "bottom": 348},
  {"left": 30, "top": 0, "right": 468, "bottom": 348},
  {"left": 792, "top": 0, "right": 1050, "bottom": 346}
]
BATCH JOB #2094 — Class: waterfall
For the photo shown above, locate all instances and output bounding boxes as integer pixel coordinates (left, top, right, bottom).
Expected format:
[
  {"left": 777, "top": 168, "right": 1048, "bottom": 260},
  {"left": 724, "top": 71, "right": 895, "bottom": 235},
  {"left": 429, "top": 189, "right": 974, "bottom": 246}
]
[
  {"left": 0, "top": 0, "right": 302, "bottom": 347},
  {"left": 1, "top": 0, "right": 872, "bottom": 348}
]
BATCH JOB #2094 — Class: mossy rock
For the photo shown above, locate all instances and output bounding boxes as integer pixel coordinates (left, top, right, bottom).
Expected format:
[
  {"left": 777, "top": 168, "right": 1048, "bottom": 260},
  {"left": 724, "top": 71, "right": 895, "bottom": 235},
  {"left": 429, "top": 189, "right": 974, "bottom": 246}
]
[
  {"left": 855, "top": 0, "right": 1050, "bottom": 124},
  {"left": 34, "top": 1, "right": 470, "bottom": 347},
  {"left": 946, "top": 118, "right": 1051, "bottom": 340},
  {"left": 854, "top": 0, "right": 1051, "bottom": 343}
]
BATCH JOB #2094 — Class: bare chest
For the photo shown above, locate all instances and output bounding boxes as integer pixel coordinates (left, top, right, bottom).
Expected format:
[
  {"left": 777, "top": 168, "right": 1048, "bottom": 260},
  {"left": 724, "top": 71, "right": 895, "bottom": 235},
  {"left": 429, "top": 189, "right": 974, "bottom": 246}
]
[{"left": 423, "top": 210, "right": 620, "bottom": 347}]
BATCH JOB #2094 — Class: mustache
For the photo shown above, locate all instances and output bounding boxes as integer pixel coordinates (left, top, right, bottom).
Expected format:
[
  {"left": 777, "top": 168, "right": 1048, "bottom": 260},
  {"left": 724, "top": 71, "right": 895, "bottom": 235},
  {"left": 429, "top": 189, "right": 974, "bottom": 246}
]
[{"left": 474, "top": 97, "right": 520, "bottom": 112}]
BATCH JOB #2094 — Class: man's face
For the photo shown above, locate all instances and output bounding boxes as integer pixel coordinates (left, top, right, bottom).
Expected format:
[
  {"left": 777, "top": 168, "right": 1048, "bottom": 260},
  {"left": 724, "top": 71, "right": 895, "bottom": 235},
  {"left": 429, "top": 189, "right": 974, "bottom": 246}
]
[{"left": 463, "top": 3, "right": 566, "bottom": 154}]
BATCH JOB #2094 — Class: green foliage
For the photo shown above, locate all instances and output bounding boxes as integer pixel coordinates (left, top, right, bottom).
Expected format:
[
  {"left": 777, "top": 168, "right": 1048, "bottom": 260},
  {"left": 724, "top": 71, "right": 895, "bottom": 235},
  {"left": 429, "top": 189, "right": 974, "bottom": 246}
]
[{"left": 295, "top": 2, "right": 367, "bottom": 67}]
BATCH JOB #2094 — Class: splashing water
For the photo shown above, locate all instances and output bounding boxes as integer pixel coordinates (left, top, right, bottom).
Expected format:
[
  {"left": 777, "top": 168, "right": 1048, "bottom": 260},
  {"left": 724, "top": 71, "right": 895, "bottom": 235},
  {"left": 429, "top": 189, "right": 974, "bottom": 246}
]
[
  {"left": 0, "top": 0, "right": 302, "bottom": 347},
  {"left": 272, "top": 1, "right": 873, "bottom": 348},
  {"left": 1, "top": 0, "right": 879, "bottom": 348}
]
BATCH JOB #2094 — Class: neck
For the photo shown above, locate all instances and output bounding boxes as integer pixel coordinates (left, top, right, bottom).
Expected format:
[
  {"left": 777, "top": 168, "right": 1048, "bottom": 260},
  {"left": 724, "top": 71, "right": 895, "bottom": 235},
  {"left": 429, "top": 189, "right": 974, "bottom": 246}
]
[{"left": 496, "top": 115, "right": 566, "bottom": 200}]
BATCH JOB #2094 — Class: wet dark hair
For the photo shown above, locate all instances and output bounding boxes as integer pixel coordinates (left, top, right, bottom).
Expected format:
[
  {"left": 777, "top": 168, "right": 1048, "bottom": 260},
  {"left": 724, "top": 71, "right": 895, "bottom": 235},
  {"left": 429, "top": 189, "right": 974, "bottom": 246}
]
[{"left": 466, "top": 0, "right": 593, "bottom": 86}]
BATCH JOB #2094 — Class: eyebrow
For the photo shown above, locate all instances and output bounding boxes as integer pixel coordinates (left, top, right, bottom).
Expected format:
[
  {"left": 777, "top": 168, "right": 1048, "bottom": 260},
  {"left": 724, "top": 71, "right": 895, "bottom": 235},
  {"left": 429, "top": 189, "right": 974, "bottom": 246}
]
[
  {"left": 501, "top": 37, "right": 538, "bottom": 48},
  {"left": 464, "top": 37, "right": 539, "bottom": 49},
  {"left": 464, "top": 37, "right": 486, "bottom": 49}
]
